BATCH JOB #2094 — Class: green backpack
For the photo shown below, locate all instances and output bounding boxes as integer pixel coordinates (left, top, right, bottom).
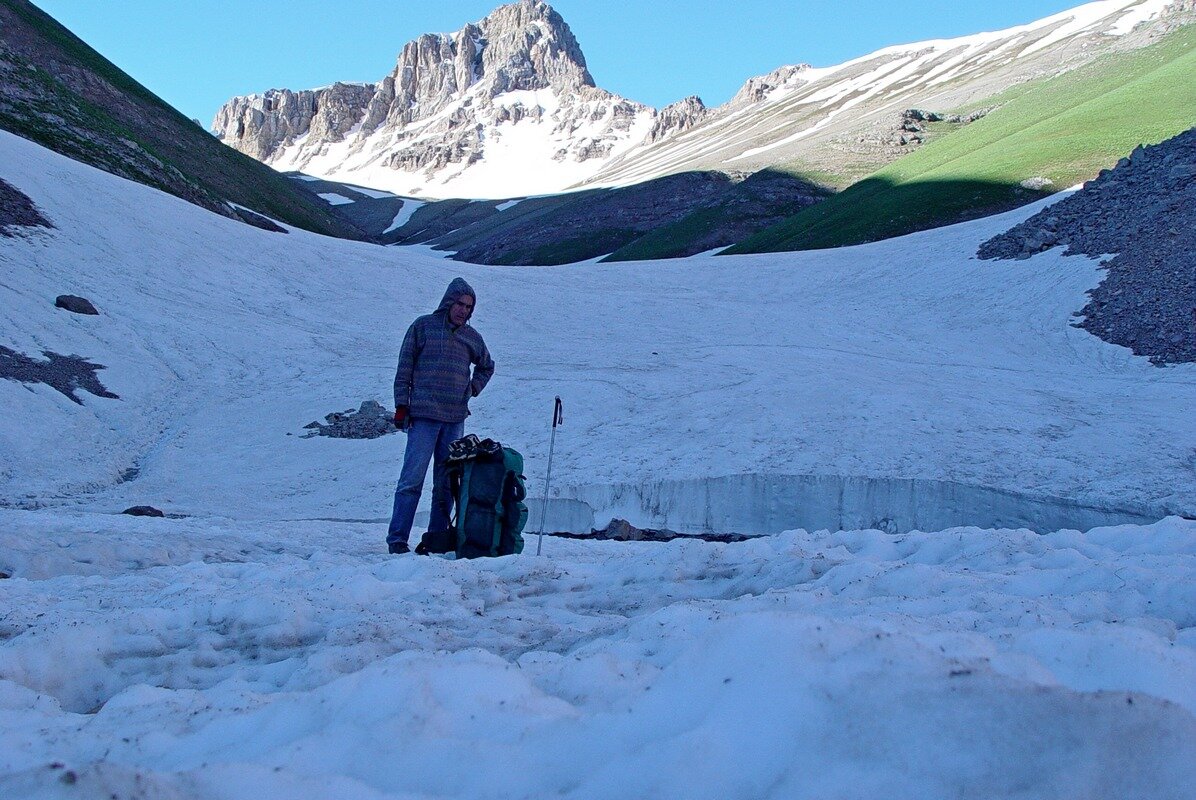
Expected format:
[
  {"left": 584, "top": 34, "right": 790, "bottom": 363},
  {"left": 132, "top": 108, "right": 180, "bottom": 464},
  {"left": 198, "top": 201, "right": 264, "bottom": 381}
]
[{"left": 418, "top": 436, "right": 528, "bottom": 558}]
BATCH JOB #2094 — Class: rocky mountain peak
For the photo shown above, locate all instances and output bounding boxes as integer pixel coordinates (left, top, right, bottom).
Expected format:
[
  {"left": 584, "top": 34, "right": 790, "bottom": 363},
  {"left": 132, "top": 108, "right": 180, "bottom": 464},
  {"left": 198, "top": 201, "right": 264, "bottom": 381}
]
[
  {"left": 217, "top": 0, "right": 600, "bottom": 157},
  {"left": 478, "top": 0, "right": 594, "bottom": 92},
  {"left": 369, "top": 0, "right": 593, "bottom": 129}
]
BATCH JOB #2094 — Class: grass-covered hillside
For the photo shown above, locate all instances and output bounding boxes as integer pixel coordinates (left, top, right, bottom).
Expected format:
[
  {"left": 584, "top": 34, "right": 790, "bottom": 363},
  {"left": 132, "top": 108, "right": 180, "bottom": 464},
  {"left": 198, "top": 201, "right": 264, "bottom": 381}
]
[
  {"left": 601, "top": 169, "right": 831, "bottom": 262},
  {"left": 0, "top": 0, "right": 364, "bottom": 239},
  {"left": 727, "top": 23, "right": 1196, "bottom": 255},
  {"left": 379, "top": 171, "right": 824, "bottom": 266}
]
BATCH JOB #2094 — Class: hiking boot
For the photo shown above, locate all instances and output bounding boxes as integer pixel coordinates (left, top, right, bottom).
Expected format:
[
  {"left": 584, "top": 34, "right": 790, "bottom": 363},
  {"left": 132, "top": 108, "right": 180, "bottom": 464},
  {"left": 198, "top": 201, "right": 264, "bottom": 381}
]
[{"left": 388, "top": 541, "right": 410, "bottom": 555}]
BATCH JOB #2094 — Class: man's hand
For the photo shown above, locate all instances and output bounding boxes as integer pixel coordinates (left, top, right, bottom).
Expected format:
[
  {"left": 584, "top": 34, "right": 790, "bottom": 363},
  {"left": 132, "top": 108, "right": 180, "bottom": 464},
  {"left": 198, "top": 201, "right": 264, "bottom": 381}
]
[{"left": 394, "top": 406, "right": 409, "bottom": 429}]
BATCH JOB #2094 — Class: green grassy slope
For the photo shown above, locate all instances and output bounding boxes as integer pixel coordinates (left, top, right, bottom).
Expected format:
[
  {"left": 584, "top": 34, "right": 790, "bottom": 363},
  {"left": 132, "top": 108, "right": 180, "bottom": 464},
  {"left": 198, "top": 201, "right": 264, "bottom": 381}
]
[
  {"left": 0, "top": 0, "right": 363, "bottom": 239},
  {"left": 602, "top": 169, "right": 830, "bottom": 262},
  {"left": 727, "top": 24, "right": 1196, "bottom": 255}
]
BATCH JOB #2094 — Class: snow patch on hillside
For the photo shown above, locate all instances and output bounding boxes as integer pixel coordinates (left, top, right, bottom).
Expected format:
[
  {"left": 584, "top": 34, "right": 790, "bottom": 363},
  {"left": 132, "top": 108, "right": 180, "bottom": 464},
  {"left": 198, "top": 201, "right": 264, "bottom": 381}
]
[{"left": 382, "top": 199, "right": 426, "bottom": 234}]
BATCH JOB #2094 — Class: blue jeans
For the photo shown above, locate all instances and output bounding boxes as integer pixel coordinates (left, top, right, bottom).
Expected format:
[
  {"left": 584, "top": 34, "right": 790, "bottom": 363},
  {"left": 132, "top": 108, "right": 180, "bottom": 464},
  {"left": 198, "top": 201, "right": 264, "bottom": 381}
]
[{"left": 387, "top": 418, "right": 464, "bottom": 546}]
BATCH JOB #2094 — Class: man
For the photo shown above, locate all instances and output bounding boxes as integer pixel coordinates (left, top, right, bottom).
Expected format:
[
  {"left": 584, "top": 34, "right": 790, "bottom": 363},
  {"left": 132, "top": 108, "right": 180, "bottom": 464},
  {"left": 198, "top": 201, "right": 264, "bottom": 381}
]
[{"left": 387, "top": 277, "right": 494, "bottom": 554}]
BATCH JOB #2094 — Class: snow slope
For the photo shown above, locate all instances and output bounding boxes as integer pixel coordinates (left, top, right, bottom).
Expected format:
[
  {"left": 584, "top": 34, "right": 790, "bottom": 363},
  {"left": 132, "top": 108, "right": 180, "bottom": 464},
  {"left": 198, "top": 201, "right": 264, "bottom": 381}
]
[
  {"left": 2, "top": 129, "right": 1196, "bottom": 797},
  {"left": 0, "top": 130, "right": 1192, "bottom": 530}
]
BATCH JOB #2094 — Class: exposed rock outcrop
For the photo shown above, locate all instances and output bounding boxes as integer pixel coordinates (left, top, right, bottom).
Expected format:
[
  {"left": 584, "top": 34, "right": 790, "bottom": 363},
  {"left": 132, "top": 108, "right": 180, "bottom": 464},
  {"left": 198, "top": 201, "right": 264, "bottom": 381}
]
[
  {"left": 978, "top": 127, "right": 1196, "bottom": 364},
  {"left": 728, "top": 64, "right": 812, "bottom": 107},
  {"left": 0, "top": 345, "right": 120, "bottom": 404},
  {"left": 646, "top": 96, "right": 709, "bottom": 143}
]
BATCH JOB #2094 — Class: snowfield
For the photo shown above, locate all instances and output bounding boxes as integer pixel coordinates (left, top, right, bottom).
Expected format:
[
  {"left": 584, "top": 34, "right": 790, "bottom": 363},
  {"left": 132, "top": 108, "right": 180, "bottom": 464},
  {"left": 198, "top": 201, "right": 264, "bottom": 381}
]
[
  {"left": 1, "top": 511, "right": 1195, "bottom": 798},
  {"left": 2, "top": 129, "right": 1196, "bottom": 797}
]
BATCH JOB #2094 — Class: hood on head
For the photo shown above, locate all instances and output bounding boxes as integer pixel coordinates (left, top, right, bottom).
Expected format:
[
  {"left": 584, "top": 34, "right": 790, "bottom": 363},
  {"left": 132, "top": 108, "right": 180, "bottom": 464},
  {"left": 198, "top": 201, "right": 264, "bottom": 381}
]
[{"left": 436, "top": 277, "right": 476, "bottom": 315}]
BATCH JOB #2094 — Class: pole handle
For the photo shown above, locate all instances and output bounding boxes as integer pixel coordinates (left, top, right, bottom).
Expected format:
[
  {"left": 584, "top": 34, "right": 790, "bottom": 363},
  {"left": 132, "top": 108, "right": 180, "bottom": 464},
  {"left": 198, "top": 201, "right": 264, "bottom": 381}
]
[{"left": 553, "top": 396, "right": 563, "bottom": 428}]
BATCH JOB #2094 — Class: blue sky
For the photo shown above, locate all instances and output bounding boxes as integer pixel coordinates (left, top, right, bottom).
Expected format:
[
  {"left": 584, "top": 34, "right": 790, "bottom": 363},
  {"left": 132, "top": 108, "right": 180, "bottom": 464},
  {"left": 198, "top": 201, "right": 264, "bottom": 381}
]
[{"left": 37, "top": 0, "right": 1088, "bottom": 125}]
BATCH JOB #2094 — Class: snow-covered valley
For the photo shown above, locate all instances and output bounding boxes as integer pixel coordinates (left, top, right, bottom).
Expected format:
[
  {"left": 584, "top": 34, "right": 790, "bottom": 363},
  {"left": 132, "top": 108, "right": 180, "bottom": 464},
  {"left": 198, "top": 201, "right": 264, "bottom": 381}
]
[{"left": 2, "top": 127, "right": 1196, "bottom": 797}]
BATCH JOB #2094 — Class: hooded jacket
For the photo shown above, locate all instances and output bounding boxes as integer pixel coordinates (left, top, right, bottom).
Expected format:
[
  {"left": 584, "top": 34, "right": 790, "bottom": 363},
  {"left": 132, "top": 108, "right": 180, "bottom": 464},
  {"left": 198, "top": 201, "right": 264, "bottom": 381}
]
[{"left": 394, "top": 277, "right": 494, "bottom": 423}]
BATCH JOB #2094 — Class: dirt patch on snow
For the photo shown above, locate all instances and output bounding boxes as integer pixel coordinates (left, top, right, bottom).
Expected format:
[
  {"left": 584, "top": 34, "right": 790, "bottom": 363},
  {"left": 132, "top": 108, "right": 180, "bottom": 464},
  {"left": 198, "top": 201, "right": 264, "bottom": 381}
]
[
  {"left": 0, "top": 345, "right": 119, "bottom": 404},
  {"left": 0, "top": 177, "right": 52, "bottom": 235}
]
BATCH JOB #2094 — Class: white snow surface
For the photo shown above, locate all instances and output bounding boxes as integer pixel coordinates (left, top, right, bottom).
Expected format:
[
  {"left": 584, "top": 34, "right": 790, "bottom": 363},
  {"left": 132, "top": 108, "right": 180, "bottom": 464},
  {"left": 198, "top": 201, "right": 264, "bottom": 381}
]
[
  {"left": 382, "top": 199, "right": 426, "bottom": 234},
  {"left": 3, "top": 131, "right": 1196, "bottom": 797},
  {"left": 316, "top": 192, "right": 355, "bottom": 206},
  {"left": 347, "top": 186, "right": 397, "bottom": 200}
]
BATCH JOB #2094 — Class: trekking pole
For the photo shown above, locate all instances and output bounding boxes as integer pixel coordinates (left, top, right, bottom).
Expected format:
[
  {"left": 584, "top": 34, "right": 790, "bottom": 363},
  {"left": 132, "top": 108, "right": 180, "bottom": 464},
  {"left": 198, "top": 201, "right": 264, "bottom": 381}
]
[{"left": 535, "top": 396, "right": 564, "bottom": 556}]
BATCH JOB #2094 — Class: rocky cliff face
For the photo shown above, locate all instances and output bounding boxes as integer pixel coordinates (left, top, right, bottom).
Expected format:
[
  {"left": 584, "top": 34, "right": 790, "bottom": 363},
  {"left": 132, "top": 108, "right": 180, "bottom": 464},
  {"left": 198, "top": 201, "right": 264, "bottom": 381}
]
[
  {"left": 213, "top": 0, "right": 655, "bottom": 197},
  {"left": 213, "top": 83, "right": 376, "bottom": 162}
]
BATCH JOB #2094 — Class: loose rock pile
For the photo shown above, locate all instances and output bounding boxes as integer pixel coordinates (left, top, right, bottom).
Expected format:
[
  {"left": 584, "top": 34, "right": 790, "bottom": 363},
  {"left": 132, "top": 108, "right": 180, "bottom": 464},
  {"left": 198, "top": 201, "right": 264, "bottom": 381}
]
[
  {"left": 550, "top": 518, "right": 749, "bottom": 544},
  {"left": 978, "top": 127, "right": 1196, "bottom": 364},
  {"left": 303, "top": 400, "right": 394, "bottom": 439}
]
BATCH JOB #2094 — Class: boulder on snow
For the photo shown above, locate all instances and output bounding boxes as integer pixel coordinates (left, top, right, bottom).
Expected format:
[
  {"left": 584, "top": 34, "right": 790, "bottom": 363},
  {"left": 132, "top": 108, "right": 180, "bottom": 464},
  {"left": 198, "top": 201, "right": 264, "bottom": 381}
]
[
  {"left": 122, "top": 505, "right": 165, "bottom": 517},
  {"left": 55, "top": 294, "right": 99, "bottom": 315}
]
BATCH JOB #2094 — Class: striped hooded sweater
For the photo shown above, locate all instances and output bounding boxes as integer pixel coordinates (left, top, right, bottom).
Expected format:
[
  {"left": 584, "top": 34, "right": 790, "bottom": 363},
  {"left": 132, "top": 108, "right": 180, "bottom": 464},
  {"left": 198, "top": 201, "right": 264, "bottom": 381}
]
[{"left": 393, "top": 277, "right": 494, "bottom": 423}]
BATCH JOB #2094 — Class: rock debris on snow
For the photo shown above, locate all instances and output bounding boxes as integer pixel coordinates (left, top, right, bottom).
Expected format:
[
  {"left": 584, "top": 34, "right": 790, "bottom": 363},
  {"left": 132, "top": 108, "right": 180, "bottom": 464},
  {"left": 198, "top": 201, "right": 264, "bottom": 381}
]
[
  {"left": 979, "top": 126, "right": 1196, "bottom": 364},
  {"left": 121, "top": 505, "right": 164, "bottom": 517},
  {"left": 303, "top": 400, "right": 395, "bottom": 439}
]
